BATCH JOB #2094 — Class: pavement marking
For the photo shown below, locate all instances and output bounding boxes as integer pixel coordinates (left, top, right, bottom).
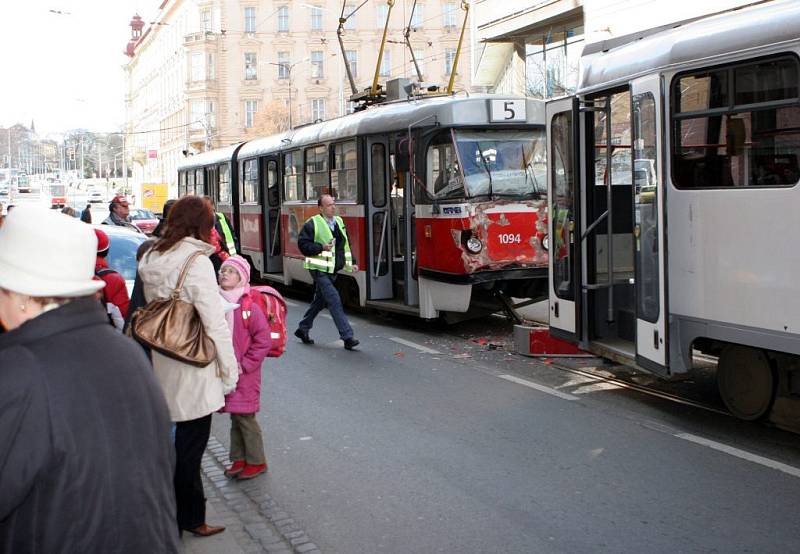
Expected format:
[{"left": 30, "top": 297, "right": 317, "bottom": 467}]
[
  {"left": 389, "top": 337, "right": 442, "bottom": 355},
  {"left": 675, "top": 432, "right": 800, "bottom": 479},
  {"left": 283, "top": 299, "right": 300, "bottom": 307},
  {"left": 498, "top": 374, "right": 580, "bottom": 401}
]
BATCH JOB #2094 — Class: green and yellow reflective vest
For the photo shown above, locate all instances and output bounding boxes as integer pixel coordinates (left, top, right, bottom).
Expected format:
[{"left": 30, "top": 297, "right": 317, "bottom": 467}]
[
  {"left": 302, "top": 214, "right": 353, "bottom": 273},
  {"left": 216, "top": 212, "right": 237, "bottom": 255}
]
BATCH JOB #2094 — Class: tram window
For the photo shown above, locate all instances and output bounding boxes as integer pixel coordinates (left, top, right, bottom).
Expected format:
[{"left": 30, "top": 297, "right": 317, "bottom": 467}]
[
  {"left": 267, "top": 160, "right": 279, "bottom": 206},
  {"left": 305, "top": 145, "right": 328, "bottom": 200},
  {"left": 551, "top": 111, "right": 575, "bottom": 301},
  {"left": 283, "top": 150, "right": 303, "bottom": 201},
  {"left": 242, "top": 159, "right": 259, "bottom": 203},
  {"left": 187, "top": 170, "right": 195, "bottom": 195},
  {"left": 178, "top": 171, "right": 186, "bottom": 196},
  {"left": 332, "top": 141, "right": 357, "bottom": 201},
  {"left": 453, "top": 130, "right": 546, "bottom": 198},
  {"left": 425, "top": 130, "right": 464, "bottom": 200},
  {"left": 219, "top": 163, "right": 231, "bottom": 204},
  {"left": 673, "top": 56, "right": 800, "bottom": 189},
  {"left": 195, "top": 169, "right": 205, "bottom": 196},
  {"left": 371, "top": 143, "right": 387, "bottom": 207}
]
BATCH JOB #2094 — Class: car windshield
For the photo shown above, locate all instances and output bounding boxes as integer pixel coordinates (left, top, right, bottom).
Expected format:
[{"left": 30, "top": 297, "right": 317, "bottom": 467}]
[
  {"left": 454, "top": 130, "right": 547, "bottom": 199},
  {"left": 106, "top": 233, "right": 145, "bottom": 281},
  {"left": 130, "top": 208, "right": 155, "bottom": 220}
]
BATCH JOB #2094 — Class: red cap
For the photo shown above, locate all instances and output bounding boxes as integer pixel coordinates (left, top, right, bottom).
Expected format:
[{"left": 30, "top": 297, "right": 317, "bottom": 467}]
[
  {"left": 110, "top": 195, "right": 129, "bottom": 207},
  {"left": 94, "top": 228, "right": 110, "bottom": 253}
]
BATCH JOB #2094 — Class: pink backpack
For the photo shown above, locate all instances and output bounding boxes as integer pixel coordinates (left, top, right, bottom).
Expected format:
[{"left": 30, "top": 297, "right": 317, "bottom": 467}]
[{"left": 241, "top": 285, "right": 287, "bottom": 358}]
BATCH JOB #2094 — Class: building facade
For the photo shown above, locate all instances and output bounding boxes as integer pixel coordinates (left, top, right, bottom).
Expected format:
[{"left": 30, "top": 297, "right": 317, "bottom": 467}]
[{"left": 124, "top": 0, "right": 473, "bottom": 196}]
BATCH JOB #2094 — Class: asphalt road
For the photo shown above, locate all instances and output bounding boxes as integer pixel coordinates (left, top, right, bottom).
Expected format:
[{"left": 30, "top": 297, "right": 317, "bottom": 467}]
[{"left": 212, "top": 295, "right": 800, "bottom": 554}]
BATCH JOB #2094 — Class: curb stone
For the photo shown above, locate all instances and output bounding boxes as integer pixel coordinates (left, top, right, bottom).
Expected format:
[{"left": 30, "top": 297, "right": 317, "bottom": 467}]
[{"left": 201, "top": 435, "right": 321, "bottom": 554}]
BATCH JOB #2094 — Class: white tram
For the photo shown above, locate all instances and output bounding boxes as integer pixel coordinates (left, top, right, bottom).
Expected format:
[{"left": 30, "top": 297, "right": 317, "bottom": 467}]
[{"left": 545, "top": 0, "right": 800, "bottom": 424}]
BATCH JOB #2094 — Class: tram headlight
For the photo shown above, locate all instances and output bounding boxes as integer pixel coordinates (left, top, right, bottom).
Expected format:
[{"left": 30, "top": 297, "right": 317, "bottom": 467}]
[
  {"left": 466, "top": 236, "right": 483, "bottom": 254},
  {"left": 541, "top": 234, "right": 549, "bottom": 250}
]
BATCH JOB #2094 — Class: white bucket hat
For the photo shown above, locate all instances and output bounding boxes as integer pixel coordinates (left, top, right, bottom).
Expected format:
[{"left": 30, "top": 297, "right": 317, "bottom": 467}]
[{"left": 0, "top": 205, "right": 105, "bottom": 297}]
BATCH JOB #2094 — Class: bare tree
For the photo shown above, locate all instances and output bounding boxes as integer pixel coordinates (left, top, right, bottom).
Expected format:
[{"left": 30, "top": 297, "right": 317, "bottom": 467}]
[{"left": 245, "top": 101, "right": 291, "bottom": 139}]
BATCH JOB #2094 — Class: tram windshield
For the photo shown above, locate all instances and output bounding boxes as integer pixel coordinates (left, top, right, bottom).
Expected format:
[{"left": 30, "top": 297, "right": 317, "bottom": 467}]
[{"left": 454, "top": 130, "right": 546, "bottom": 198}]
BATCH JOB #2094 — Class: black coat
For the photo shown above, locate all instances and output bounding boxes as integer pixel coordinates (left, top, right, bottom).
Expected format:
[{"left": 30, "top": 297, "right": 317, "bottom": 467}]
[{"left": 0, "top": 297, "right": 179, "bottom": 553}]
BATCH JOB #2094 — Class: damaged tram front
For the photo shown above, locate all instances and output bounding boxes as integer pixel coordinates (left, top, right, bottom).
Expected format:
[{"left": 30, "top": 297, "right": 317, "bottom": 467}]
[{"left": 180, "top": 94, "right": 548, "bottom": 321}]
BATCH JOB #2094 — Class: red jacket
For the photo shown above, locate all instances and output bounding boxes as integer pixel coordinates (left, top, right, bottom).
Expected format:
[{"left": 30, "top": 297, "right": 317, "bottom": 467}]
[
  {"left": 210, "top": 228, "right": 229, "bottom": 263},
  {"left": 95, "top": 257, "right": 130, "bottom": 319}
]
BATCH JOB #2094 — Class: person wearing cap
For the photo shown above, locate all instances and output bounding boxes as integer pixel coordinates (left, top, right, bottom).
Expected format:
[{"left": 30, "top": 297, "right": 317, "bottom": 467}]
[
  {"left": 0, "top": 206, "right": 179, "bottom": 552},
  {"left": 94, "top": 228, "right": 130, "bottom": 321},
  {"left": 138, "top": 195, "right": 238, "bottom": 538},
  {"left": 102, "top": 194, "right": 142, "bottom": 233}
]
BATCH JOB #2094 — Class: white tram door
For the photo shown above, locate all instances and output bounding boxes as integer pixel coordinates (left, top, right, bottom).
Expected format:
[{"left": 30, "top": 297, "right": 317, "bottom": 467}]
[
  {"left": 631, "top": 76, "right": 668, "bottom": 371},
  {"left": 263, "top": 157, "right": 283, "bottom": 273},
  {"left": 546, "top": 97, "right": 580, "bottom": 340},
  {"left": 366, "top": 137, "right": 393, "bottom": 299}
]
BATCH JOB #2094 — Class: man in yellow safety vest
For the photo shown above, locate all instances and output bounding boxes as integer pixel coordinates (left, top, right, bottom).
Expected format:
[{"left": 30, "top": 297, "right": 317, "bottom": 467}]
[{"left": 294, "top": 194, "right": 360, "bottom": 350}]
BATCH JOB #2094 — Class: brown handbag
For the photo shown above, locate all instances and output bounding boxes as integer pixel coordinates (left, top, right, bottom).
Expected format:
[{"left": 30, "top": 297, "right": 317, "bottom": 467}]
[{"left": 129, "top": 251, "right": 217, "bottom": 367}]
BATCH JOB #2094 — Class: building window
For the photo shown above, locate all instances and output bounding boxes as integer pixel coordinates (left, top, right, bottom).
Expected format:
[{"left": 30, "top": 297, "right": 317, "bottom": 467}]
[
  {"left": 206, "top": 100, "right": 215, "bottom": 128},
  {"left": 277, "top": 6, "right": 289, "bottom": 32},
  {"left": 245, "top": 52, "right": 258, "bottom": 80},
  {"left": 312, "top": 98, "right": 325, "bottom": 122},
  {"left": 310, "top": 6, "right": 323, "bottom": 31},
  {"left": 201, "top": 9, "right": 212, "bottom": 32},
  {"left": 191, "top": 52, "right": 204, "bottom": 82},
  {"left": 311, "top": 50, "right": 324, "bottom": 79},
  {"left": 525, "top": 26, "right": 584, "bottom": 99},
  {"left": 344, "top": 4, "right": 356, "bottom": 30},
  {"left": 245, "top": 99, "right": 258, "bottom": 128},
  {"left": 345, "top": 50, "right": 358, "bottom": 78},
  {"left": 379, "top": 49, "right": 391, "bottom": 77},
  {"left": 244, "top": 7, "right": 256, "bottom": 33},
  {"left": 277, "top": 51, "right": 290, "bottom": 79},
  {"left": 411, "top": 4, "right": 423, "bottom": 29},
  {"left": 443, "top": 2, "right": 457, "bottom": 28},
  {"left": 207, "top": 53, "right": 215, "bottom": 80},
  {"left": 190, "top": 99, "right": 204, "bottom": 130},
  {"left": 445, "top": 49, "right": 456, "bottom": 74},
  {"left": 376, "top": 4, "right": 389, "bottom": 29}
]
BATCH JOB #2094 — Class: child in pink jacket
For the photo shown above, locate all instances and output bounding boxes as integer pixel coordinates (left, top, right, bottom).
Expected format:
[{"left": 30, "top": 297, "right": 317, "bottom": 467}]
[{"left": 218, "top": 255, "right": 271, "bottom": 480}]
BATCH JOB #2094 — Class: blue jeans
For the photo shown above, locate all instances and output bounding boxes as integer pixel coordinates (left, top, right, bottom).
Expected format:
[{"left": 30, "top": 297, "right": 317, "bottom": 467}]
[{"left": 298, "top": 271, "right": 354, "bottom": 340}]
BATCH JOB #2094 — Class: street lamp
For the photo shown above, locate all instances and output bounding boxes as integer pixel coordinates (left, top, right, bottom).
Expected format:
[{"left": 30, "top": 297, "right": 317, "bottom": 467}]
[{"left": 268, "top": 59, "right": 307, "bottom": 130}]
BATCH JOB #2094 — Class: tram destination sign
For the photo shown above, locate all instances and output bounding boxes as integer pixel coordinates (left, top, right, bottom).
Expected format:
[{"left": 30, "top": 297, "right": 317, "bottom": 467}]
[{"left": 490, "top": 99, "right": 526, "bottom": 122}]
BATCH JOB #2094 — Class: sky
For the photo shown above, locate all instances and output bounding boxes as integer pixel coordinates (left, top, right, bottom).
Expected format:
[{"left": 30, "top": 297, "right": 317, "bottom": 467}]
[{"left": 0, "top": 1, "right": 157, "bottom": 137}]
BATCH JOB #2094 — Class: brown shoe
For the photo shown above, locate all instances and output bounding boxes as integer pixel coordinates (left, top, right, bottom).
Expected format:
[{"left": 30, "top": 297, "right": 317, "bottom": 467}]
[{"left": 183, "top": 523, "right": 225, "bottom": 537}]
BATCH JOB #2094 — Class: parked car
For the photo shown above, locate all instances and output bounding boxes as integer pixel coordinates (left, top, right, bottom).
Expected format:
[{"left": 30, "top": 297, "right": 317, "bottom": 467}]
[
  {"left": 94, "top": 224, "right": 147, "bottom": 297},
  {"left": 88, "top": 188, "right": 105, "bottom": 203},
  {"left": 128, "top": 207, "right": 159, "bottom": 235}
]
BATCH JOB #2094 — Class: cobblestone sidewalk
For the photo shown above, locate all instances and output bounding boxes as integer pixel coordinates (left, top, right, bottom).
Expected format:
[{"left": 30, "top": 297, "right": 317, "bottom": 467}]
[{"left": 198, "top": 435, "right": 321, "bottom": 554}]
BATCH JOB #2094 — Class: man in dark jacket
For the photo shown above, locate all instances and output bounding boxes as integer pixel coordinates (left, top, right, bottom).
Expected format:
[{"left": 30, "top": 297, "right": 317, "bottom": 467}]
[
  {"left": 294, "top": 193, "right": 360, "bottom": 350},
  {"left": 0, "top": 205, "right": 179, "bottom": 552}
]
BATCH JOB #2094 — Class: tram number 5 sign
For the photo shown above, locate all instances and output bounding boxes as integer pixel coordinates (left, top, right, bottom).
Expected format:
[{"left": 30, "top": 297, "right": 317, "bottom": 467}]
[{"left": 490, "top": 99, "right": 526, "bottom": 122}]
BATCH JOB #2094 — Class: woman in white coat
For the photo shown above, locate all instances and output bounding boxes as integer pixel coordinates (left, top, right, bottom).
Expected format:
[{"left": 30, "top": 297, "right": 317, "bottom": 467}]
[{"left": 138, "top": 195, "right": 239, "bottom": 537}]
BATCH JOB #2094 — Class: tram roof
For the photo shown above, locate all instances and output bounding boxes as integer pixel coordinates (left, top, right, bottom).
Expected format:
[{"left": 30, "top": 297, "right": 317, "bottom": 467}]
[
  {"left": 237, "top": 94, "right": 544, "bottom": 159},
  {"left": 177, "top": 143, "right": 243, "bottom": 171},
  {"left": 578, "top": 0, "right": 800, "bottom": 94}
]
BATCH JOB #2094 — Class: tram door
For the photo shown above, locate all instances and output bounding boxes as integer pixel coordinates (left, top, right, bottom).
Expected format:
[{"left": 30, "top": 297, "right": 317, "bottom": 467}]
[
  {"left": 262, "top": 157, "right": 283, "bottom": 273},
  {"left": 546, "top": 97, "right": 580, "bottom": 340},
  {"left": 366, "top": 137, "right": 393, "bottom": 299},
  {"left": 631, "top": 76, "right": 668, "bottom": 371}
]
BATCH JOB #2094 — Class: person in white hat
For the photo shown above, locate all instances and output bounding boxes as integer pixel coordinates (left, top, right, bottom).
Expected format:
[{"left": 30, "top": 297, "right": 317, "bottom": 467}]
[{"left": 0, "top": 205, "right": 180, "bottom": 552}]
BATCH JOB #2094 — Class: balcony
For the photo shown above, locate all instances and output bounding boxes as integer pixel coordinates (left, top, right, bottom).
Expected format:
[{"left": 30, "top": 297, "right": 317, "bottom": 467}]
[{"left": 184, "top": 31, "right": 217, "bottom": 45}]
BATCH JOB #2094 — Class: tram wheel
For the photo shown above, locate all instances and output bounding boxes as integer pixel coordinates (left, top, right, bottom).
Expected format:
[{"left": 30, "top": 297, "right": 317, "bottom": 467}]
[{"left": 717, "top": 346, "right": 776, "bottom": 421}]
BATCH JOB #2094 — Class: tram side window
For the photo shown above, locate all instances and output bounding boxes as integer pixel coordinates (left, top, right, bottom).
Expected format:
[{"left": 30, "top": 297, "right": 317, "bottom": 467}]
[
  {"left": 219, "top": 163, "right": 231, "bottom": 204},
  {"left": 305, "top": 145, "right": 329, "bottom": 200},
  {"left": 332, "top": 141, "right": 358, "bottom": 201},
  {"left": 672, "top": 56, "right": 800, "bottom": 189},
  {"left": 178, "top": 171, "right": 186, "bottom": 197},
  {"left": 195, "top": 169, "right": 205, "bottom": 196},
  {"left": 242, "top": 159, "right": 259, "bottom": 203},
  {"left": 187, "top": 170, "right": 196, "bottom": 196},
  {"left": 425, "top": 131, "right": 464, "bottom": 200},
  {"left": 283, "top": 150, "right": 303, "bottom": 201}
]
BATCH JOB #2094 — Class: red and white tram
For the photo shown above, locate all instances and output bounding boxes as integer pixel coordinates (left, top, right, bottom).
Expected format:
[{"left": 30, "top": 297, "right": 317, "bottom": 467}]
[{"left": 178, "top": 93, "right": 548, "bottom": 320}]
